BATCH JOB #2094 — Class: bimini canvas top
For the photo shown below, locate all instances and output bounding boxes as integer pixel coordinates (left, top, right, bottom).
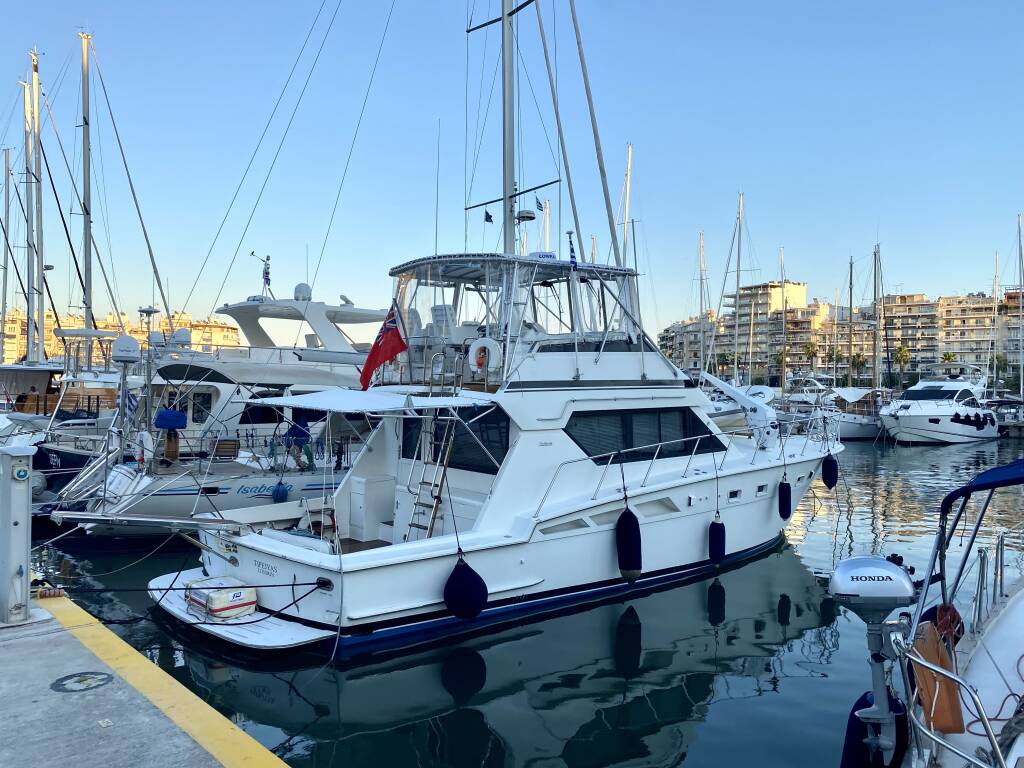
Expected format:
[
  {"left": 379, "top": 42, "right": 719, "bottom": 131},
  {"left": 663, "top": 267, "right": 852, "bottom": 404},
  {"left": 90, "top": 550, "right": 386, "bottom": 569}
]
[
  {"left": 832, "top": 387, "right": 882, "bottom": 404},
  {"left": 259, "top": 386, "right": 495, "bottom": 414},
  {"left": 389, "top": 253, "right": 637, "bottom": 287}
]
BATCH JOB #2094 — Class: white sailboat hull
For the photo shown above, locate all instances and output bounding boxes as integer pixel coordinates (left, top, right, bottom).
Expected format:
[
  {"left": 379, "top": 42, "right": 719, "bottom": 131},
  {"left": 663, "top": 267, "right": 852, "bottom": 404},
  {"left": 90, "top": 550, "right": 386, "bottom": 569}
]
[
  {"left": 85, "top": 463, "right": 343, "bottom": 537},
  {"left": 837, "top": 413, "right": 881, "bottom": 441}
]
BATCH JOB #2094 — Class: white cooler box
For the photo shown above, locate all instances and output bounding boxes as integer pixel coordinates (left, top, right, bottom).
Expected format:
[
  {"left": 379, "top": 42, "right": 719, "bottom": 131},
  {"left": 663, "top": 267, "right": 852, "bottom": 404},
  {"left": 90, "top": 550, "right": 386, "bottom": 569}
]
[{"left": 185, "top": 576, "right": 257, "bottom": 622}]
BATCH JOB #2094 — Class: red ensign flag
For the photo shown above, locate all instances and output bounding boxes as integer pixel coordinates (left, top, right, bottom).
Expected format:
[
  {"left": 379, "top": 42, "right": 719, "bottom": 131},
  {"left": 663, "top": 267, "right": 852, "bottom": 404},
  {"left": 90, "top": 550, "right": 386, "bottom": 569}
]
[{"left": 360, "top": 306, "right": 408, "bottom": 390}]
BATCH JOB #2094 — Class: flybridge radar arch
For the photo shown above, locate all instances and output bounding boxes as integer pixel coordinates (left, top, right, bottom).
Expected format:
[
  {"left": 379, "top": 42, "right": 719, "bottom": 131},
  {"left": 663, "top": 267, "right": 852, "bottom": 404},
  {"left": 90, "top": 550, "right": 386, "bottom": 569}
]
[
  {"left": 384, "top": 252, "right": 674, "bottom": 388},
  {"left": 217, "top": 283, "right": 387, "bottom": 360}
]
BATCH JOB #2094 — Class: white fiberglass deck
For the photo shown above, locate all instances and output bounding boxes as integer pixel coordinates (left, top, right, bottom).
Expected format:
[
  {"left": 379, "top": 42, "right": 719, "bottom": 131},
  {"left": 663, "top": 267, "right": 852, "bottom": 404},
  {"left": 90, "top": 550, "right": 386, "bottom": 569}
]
[{"left": 148, "top": 569, "right": 337, "bottom": 649}]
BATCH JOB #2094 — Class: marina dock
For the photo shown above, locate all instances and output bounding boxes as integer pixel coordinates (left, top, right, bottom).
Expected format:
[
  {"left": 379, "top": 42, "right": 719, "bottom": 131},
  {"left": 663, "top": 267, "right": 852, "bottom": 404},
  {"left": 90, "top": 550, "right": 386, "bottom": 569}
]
[{"left": 0, "top": 594, "right": 284, "bottom": 768}]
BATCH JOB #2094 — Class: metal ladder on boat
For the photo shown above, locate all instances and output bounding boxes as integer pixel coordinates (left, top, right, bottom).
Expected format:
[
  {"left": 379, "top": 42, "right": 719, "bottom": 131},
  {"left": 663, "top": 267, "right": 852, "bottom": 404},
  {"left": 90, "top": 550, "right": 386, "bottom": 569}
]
[{"left": 405, "top": 414, "right": 456, "bottom": 541}]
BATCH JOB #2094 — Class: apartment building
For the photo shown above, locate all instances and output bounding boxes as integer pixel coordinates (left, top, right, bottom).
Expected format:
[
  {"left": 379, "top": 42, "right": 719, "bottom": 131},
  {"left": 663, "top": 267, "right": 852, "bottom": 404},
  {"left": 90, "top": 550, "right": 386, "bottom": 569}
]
[
  {"left": 936, "top": 293, "right": 999, "bottom": 370},
  {"left": 657, "top": 312, "right": 716, "bottom": 373},
  {"left": 717, "top": 280, "right": 807, "bottom": 381},
  {"left": 0, "top": 307, "right": 240, "bottom": 364},
  {"left": 881, "top": 293, "right": 939, "bottom": 373}
]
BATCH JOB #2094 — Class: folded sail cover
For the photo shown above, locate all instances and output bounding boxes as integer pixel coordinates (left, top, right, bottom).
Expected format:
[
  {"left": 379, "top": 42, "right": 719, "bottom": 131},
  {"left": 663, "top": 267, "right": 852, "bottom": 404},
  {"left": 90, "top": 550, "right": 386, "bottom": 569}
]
[{"left": 259, "top": 388, "right": 493, "bottom": 414}]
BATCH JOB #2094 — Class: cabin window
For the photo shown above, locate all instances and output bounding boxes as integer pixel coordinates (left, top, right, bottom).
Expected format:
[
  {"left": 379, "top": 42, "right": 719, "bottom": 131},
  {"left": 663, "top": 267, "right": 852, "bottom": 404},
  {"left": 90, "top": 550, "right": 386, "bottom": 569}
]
[
  {"left": 239, "top": 403, "right": 283, "bottom": 425},
  {"left": 400, "top": 407, "right": 511, "bottom": 474},
  {"left": 565, "top": 407, "right": 724, "bottom": 464},
  {"left": 192, "top": 392, "right": 213, "bottom": 424},
  {"left": 440, "top": 407, "right": 510, "bottom": 475},
  {"left": 903, "top": 388, "right": 955, "bottom": 401},
  {"left": 292, "top": 407, "right": 327, "bottom": 425}
]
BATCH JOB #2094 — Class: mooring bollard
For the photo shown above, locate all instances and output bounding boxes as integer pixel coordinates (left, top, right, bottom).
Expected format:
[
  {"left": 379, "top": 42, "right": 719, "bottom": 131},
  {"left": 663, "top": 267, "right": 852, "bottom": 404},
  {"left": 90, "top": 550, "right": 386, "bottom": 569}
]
[{"left": 0, "top": 445, "right": 38, "bottom": 627}]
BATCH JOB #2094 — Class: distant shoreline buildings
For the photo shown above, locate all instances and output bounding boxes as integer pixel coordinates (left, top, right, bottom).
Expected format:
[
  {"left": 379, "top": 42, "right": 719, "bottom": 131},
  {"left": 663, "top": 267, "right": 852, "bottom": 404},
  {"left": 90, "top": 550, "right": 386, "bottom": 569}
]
[
  {"left": 0, "top": 308, "right": 240, "bottom": 365},
  {"left": 658, "top": 281, "right": 1022, "bottom": 387}
]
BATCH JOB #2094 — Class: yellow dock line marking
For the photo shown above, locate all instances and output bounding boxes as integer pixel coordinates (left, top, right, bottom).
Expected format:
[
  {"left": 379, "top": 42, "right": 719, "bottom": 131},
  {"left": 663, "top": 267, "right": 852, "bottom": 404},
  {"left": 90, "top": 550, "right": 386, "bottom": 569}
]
[{"left": 43, "top": 596, "right": 287, "bottom": 768}]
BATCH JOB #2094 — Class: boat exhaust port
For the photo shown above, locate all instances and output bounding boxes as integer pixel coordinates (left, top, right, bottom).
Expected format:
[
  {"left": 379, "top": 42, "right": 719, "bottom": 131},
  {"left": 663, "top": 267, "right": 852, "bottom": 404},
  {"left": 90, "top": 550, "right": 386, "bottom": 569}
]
[{"left": 316, "top": 577, "right": 334, "bottom": 591}]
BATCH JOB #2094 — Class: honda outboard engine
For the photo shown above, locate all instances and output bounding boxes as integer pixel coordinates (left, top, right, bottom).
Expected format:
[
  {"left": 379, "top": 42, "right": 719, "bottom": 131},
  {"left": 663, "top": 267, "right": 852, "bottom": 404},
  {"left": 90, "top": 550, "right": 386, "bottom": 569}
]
[{"left": 830, "top": 556, "right": 917, "bottom": 767}]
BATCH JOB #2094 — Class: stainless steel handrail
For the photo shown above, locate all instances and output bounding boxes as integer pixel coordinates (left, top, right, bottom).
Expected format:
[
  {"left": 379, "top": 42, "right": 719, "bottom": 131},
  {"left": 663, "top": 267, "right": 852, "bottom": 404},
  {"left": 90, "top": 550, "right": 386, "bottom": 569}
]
[
  {"left": 892, "top": 633, "right": 1008, "bottom": 768},
  {"left": 533, "top": 411, "right": 834, "bottom": 518}
]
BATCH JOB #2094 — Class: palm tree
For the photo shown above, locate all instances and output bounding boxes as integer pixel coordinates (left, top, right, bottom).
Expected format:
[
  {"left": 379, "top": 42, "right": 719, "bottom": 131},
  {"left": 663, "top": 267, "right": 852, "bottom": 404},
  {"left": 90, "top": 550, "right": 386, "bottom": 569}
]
[
  {"left": 893, "top": 346, "right": 911, "bottom": 386},
  {"left": 941, "top": 352, "right": 957, "bottom": 364},
  {"left": 850, "top": 352, "right": 867, "bottom": 385},
  {"left": 995, "top": 352, "right": 1008, "bottom": 379},
  {"left": 802, "top": 341, "right": 818, "bottom": 372}
]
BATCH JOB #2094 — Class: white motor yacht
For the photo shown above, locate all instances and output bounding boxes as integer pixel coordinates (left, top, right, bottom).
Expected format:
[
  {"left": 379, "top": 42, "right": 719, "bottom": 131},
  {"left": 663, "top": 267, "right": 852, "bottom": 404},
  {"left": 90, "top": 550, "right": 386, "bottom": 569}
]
[
  {"left": 880, "top": 364, "right": 998, "bottom": 444},
  {"left": 107, "top": 1, "right": 842, "bottom": 653},
  {"left": 130, "top": 251, "right": 840, "bottom": 653}
]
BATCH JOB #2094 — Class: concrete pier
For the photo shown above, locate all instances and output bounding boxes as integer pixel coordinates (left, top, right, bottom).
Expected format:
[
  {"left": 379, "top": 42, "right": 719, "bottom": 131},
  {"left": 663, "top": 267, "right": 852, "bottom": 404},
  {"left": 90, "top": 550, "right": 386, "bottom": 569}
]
[{"left": 0, "top": 594, "right": 285, "bottom": 768}]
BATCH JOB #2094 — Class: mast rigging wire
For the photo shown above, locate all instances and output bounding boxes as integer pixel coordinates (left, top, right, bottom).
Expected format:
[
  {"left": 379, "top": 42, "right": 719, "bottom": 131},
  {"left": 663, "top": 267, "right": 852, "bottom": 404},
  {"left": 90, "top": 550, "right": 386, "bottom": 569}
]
[
  {"left": 208, "top": 0, "right": 346, "bottom": 314},
  {"left": 179, "top": 0, "right": 329, "bottom": 315},
  {"left": 309, "top": 0, "right": 397, "bottom": 288},
  {"left": 40, "top": 92, "right": 125, "bottom": 328},
  {"left": 90, "top": 44, "right": 174, "bottom": 329}
]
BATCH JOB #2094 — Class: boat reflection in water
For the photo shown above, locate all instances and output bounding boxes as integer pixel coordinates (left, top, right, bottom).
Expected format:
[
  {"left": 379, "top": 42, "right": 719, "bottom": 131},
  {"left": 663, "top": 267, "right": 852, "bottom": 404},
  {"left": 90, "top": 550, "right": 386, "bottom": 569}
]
[{"left": 176, "top": 543, "right": 835, "bottom": 767}]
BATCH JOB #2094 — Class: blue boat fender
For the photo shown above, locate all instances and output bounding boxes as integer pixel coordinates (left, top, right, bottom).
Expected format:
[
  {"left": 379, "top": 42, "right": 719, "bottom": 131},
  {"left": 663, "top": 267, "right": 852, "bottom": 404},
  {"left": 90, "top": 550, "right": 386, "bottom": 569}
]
[
  {"left": 708, "top": 513, "right": 726, "bottom": 565},
  {"left": 615, "top": 508, "right": 642, "bottom": 582},
  {"left": 271, "top": 481, "right": 289, "bottom": 504},
  {"left": 444, "top": 552, "right": 488, "bottom": 620},
  {"left": 778, "top": 477, "right": 793, "bottom": 520},
  {"left": 822, "top": 453, "right": 839, "bottom": 490}
]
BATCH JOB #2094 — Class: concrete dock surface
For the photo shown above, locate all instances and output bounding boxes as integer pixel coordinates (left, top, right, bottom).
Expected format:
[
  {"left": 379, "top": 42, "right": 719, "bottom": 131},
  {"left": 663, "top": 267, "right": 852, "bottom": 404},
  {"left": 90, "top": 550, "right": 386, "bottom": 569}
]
[{"left": 0, "top": 596, "right": 285, "bottom": 768}]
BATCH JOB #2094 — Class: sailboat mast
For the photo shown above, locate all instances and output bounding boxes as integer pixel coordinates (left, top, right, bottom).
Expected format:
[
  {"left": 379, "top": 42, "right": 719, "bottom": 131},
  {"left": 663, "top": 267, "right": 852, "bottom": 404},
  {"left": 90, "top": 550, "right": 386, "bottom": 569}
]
[
  {"left": 848, "top": 255, "right": 853, "bottom": 387},
  {"left": 31, "top": 51, "right": 44, "bottom": 362},
  {"left": 1, "top": 148, "right": 9, "bottom": 364},
  {"left": 780, "top": 247, "right": 787, "bottom": 398},
  {"left": 698, "top": 231, "right": 706, "bottom": 373},
  {"left": 81, "top": 33, "right": 94, "bottom": 362},
  {"left": 733, "top": 192, "right": 743, "bottom": 384},
  {"left": 1017, "top": 213, "right": 1023, "bottom": 402},
  {"left": 501, "top": 0, "right": 515, "bottom": 255},
  {"left": 992, "top": 251, "right": 999, "bottom": 396},
  {"left": 872, "top": 243, "right": 880, "bottom": 390},
  {"left": 622, "top": 143, "right": 632, "bottom": 257},
  {"left": 21, "top": 78, "right": 35, "bottom": 363}
]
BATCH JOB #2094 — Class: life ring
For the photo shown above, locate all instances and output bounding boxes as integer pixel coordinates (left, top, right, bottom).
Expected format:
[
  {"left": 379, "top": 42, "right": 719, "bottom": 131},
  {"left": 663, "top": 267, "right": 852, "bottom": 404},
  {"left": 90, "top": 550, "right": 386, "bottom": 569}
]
[{"left": 468, "top": 337, "right": 503, "bottom": 375}]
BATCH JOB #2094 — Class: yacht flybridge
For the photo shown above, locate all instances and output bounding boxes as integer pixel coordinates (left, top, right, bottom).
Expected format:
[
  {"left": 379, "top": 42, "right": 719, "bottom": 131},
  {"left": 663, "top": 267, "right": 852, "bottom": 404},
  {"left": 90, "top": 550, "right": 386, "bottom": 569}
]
[
  {"left": 128, "top": 250, "right": 840, "bottom": 652},
  {"left": 880, "top": 364, "right": 998, "bottom": 444}
]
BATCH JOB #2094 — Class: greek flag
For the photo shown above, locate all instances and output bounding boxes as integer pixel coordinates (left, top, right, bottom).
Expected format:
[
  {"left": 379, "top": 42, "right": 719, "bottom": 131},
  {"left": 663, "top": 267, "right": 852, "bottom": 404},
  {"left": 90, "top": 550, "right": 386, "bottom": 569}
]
[
  {"left": 535, "top": 196, "right": 544, "bottom": 212},
  {"left": 569, "top": 237, "right": 578, "bottom": 271},
  {"left": 118, "top": 388, "right": 139, "bottom": 423},
  {"left": 484, "top": 209, "right": 493, "bottom": 223}
]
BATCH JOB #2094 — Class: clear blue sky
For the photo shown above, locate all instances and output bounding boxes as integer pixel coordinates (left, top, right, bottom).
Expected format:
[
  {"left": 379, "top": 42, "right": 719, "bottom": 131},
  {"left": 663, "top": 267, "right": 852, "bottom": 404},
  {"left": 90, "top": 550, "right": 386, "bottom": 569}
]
[{"left": 3, "top": 1, "right": 1023, "bottom": 341}]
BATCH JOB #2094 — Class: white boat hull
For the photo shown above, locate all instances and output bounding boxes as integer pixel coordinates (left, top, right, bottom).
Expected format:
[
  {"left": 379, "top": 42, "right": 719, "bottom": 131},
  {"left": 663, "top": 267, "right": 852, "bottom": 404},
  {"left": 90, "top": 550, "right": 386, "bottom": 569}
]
[
  {"left": 880, "top": 412, "right": 999, "bottom": 445},
  {"left": 85, "top": 464, "right": 342, "bottom": 537},
  {"left": 837, "top": 413, "right": 881, "bottom": 441},
  {"left": 154, "top": 448, "right": 833, "bottom": 651}
]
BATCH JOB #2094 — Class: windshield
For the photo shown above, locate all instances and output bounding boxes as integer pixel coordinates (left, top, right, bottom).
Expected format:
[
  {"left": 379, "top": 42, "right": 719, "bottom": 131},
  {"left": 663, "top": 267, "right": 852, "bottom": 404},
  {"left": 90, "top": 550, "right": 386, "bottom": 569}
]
[{"left": 902, "top": 388, "right": 956, "bottom": 401}]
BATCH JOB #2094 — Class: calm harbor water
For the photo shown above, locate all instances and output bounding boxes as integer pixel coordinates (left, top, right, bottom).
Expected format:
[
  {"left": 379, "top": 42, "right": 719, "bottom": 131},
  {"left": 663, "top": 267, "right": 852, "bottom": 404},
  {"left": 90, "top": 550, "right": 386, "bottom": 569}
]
[{"left": 35, "top": 440, "right": 1024, "bottom": 768}]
